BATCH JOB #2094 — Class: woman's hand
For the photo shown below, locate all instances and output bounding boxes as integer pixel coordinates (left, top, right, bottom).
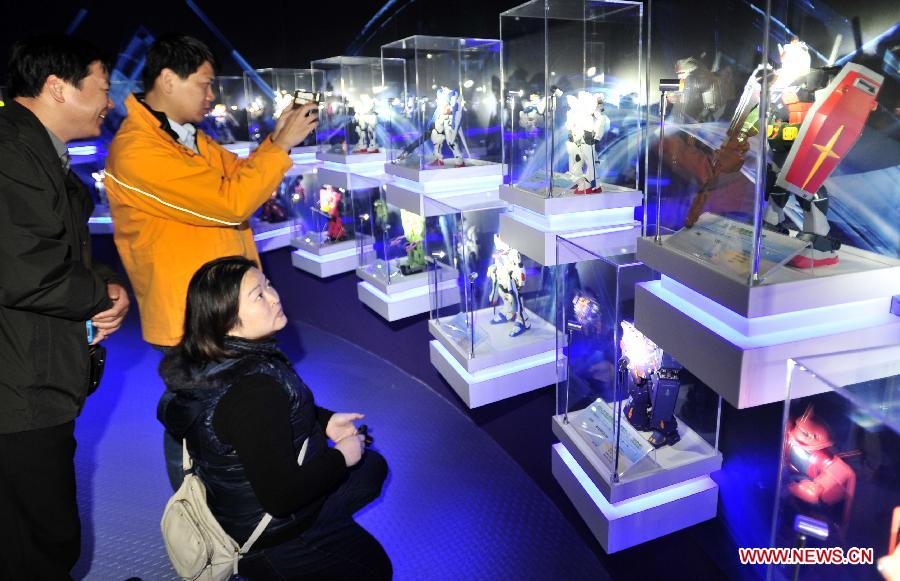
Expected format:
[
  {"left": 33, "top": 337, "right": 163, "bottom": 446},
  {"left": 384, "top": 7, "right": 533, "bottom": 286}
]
[
  {"left": 334, "top": 434, "right": 365, "bottom": 467},
  {"left": 326, "top": 412, "right": 364, "bottom": 442}
]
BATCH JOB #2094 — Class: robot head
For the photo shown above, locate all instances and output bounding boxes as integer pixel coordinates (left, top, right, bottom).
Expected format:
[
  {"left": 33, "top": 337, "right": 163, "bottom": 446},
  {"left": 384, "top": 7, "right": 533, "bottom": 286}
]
[
  {"left": 675, "top": 57, "right": 701, "bottom": 80},
  {"left": 620, "top": 321, "right": 663, "bottom": 381},
  {"left": 211, "top": 103, "right": 228, "bottom": 118},
  {"left": 777, "top": 39, "right": 811, "bottom": 84},
  {"left": 436, "top": 86, "right": 459, "bottom": 108},
  {"left": 792, "top": 404, "right": 834, "bottom": 451}
]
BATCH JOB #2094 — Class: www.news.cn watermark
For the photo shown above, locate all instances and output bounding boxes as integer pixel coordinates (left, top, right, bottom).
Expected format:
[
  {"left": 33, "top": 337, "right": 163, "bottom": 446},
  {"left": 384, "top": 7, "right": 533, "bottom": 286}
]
[{"left": 739, "top": 547, "right": 874, "bottom": 566}]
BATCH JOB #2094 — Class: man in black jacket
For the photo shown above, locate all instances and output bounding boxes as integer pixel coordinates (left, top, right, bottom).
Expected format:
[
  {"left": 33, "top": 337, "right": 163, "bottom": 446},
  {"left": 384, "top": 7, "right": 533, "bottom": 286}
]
[{"left": 0, "top": 36, "right": 130, "bottom": 579}]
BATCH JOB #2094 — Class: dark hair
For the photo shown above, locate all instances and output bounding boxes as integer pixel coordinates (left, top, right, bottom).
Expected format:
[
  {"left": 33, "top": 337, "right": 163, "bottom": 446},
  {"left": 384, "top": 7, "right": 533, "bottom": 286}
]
[
  {"left": 180, "top": 255, "right": 257, "bottom": 362},
  {"left": 6, "top": 35, "right": 112, "bottom": 99},
  {"left": 143, "top": 35, "right": 217, "bottom": 91}
]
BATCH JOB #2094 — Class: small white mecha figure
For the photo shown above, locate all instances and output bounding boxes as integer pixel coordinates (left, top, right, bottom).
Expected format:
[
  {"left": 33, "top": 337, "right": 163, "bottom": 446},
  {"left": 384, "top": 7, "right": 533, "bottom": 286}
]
[
  {"left": 565, "top": 91, "right": 610, "bottom": 194},
  {"left": 431, "top": 86, "right": 467, "bottom": 167},
  {"left": 518, "top": 93, "right": 547, "bottom": 131},
  {"left": 487, "top": 234, "right": 530, "bottom": 337},
  {"left": 210, "top": 103, "right": 239, "bottom": 144},
  {"left": 352, "top": 94, "right": 379, "bottom": 153}
]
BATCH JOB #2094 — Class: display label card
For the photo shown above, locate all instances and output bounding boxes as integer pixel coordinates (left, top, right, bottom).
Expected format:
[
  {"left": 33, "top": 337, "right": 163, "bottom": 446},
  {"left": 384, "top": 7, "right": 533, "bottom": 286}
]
[
  {"left": 573, "top": 398, "right": 656, "bottom": 477},
  {"left": 666, "top": 213, "right": 809, "bottom": 281}
]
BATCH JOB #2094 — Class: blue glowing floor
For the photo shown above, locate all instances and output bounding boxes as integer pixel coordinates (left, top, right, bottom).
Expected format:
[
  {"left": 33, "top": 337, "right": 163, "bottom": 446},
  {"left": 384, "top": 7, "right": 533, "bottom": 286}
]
[{"left": 71, "top": 309, "right": 608, "bottom": 580}]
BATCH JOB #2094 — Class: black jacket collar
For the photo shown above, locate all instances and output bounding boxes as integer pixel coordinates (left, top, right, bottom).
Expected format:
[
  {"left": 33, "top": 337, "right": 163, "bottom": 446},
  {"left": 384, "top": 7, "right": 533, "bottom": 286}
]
[{"left": 133, "top": 92, "right": 186, "bottom": 144}]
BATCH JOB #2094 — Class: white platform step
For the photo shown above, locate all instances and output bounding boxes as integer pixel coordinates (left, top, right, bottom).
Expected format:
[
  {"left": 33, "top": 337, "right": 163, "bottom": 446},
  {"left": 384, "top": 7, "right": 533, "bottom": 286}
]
[
  {"left": 384, "top": 159, "right": 503, "bottom": 183},
  {"left": 500, "top": 183, "right": 642, "bottom": 216},
  {"left": 291, "top": 239, "right": 373, "bottom": 278},
  {"left": 252, "top": 222, "right": 295, "bottom": 253},
  {"left": 429, "top": 340, "right": 558, "bottom": 408},
  {"left": 499, "top": 211, "right": 641, "bottom": 266},
  {"left": 635, "top": 276, "right": 900, "bottom": 408},
  {"left": 552, "top": 443, "right": 719, "bottom": 553},
  {"left": 552, "top": 410, "right": 722, "bottom": 504},
  {"left": 358, "top": 278, "right": 459, "bottom": 322},
  {"left": 637, "top": 236, "right": 900, "bottom": 319}
]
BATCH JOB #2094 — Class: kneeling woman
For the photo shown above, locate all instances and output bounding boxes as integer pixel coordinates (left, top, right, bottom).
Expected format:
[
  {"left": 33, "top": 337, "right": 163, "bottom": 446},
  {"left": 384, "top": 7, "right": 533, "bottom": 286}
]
[{"left": 159, "top": 256, "right": 391, "bottom": 580}]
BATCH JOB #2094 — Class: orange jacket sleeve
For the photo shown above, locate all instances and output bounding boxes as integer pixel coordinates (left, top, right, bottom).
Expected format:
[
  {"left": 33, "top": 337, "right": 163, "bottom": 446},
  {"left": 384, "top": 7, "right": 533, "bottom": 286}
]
[{"left": 106, "top": 135, "right": 292, "bottom": 227}]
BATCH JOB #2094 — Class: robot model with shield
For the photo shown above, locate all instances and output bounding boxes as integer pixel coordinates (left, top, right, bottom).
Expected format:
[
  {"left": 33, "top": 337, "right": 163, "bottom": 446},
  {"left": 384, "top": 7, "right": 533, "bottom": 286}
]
[
  {"left": 487, "top": 235, "right": 529, "bottom": 337},
  {"left": 565, "top": 91, "right": 610, "bottom": 194}
]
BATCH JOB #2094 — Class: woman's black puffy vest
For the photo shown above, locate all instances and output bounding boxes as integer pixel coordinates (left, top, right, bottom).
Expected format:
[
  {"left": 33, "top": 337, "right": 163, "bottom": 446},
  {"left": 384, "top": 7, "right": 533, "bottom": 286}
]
[{"left": 160, "top": 337, "right": 329, "bottom": 544}]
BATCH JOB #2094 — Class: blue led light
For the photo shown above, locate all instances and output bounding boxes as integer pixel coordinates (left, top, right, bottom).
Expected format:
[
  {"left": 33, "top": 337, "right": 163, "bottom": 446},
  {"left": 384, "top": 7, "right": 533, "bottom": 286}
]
[
  {"left": 292, "top": 245, "right": 360, "bottom": 264},
  {"left": 358, "top": 280, "right": 431, "bottom": 303},
  {"left": 553, "top": 443, "right": 716, "bottom": 518},
  {"left": 68, "top": 145, "right": 98, "bottom": 156},
  {"left": 253, "top": 226, "right": 293, "bottom": 242}
]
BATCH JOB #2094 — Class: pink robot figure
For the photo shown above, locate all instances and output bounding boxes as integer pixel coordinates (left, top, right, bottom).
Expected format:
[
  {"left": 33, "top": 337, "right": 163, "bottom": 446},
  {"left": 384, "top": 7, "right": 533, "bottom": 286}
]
[{"left": 784, "top": 405, "right": 856, "bottom": 522}]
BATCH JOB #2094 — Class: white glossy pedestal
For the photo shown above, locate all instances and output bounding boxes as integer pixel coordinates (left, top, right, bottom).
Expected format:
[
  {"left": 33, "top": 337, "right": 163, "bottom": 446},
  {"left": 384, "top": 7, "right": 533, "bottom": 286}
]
[
  {"left": 552, "top": 443, "right": 719, "bottom": 553},
  {"left": 291, "top": 235, "right": 373, "bottom": 278},
  {"left": 428, "top": 308, "right": 558, "bottom": 408},
  {"left": 635, "top": 235, "right": 900, "bottom": 408},
  {"left": 356, "top": 261, "right": 459, "bottom": 322}
]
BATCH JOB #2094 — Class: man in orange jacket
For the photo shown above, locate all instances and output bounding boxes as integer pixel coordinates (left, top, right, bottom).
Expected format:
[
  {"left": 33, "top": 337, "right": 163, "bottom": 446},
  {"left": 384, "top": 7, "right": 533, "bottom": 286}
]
[{"left": 105, "top": 35, "right": 316, "bottom": 487}]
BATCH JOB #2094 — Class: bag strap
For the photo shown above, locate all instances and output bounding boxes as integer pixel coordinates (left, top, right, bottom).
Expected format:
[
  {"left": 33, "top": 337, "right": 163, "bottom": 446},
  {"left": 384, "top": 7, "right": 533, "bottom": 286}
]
[
  {"left": 237, "top": 438, "right": 310, "bottom": 558},
  {"left": 181, "top": 438, "right": 192, "bottom": 472}
]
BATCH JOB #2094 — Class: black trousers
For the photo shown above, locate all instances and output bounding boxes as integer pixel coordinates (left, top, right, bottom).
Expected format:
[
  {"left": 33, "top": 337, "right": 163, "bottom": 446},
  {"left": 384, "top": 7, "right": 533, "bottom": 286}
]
[
  {"left": 240, "top": 449, "right": 392, "bottom": 580},
  {"left": 0, "top": 421, "right": 79, "bottom": 580}
]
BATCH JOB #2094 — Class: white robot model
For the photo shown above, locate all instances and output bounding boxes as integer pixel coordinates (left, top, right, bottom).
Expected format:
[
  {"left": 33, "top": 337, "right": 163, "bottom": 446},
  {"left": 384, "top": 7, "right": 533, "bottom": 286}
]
[
  {"left": 353, "top": 94, "right": 379, "bottom": 153},
  {"left": 487, "top": 234, "right": 530, "bottom": 337},
  {"left": 431, "top": 86, "right": 468, "bottom": 166},
  {"left": 565, "top": 91, "right": 610, "bottom": 194}
]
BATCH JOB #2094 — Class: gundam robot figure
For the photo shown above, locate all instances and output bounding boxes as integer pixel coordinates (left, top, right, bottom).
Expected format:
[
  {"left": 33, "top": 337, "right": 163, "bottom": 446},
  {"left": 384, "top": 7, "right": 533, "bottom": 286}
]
[
  {"left": 399, "top": 209, "right": 426, "bottom": 275},
  {"left": 487, "top": 235, "right": 529, "bottom": 337},
  {"left": 565, "top": 91, "right": 610, "bottom": 194},
  {"left": 763, "top": 41, "right": 882, "bottom": 267},
  {"left": 572, "top": 291, "right": 603, "bottom": 337},
  {"left": 259, "top": 190, "right": 288, "bottom": 223},
  {"left": 686, "top": 40, "right": 883, "bottom": 268},
  {"left": 352, "top": 94, "right": 379, "bottom": 153},
  {"left": 784, "top": 404, "right": 856, "bottom": 530},
  {"left": 618, "top": 322, "right": 682, "bottom": 447},
  {"left": 430, "top": 86, "right": 469, "bottom": 167},
  {"left": 318, "top": 185, "right": 346, "bottom": 242}
]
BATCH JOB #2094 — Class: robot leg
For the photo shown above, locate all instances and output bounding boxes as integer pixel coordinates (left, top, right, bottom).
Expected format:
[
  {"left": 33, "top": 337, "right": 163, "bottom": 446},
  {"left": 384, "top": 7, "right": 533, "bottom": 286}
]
[
  {"left": 508, "top": 283, "right": 530, "bottom": 337},
  {"left": 623, "top": 378, "right": 652, "bottom": 431},
  {"left": 576, "top": 141, "right": 600, "bottom": 194},
  {"left": 648, "top": 368, "right": 682, "bottom": 447},
  {"left": 790, "top": 192, "right": 841, "bottom": 269},
  {"left": 430, "top": 129, "right": 446, "bottom": 165}
]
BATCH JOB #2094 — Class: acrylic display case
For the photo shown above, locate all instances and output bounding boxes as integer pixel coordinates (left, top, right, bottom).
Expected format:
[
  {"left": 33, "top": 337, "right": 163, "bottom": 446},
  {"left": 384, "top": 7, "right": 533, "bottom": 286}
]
[
  {"left": 312, "top": 56, "right": 405, "bottom": 166},
  {"left": 551, "top": 239, "right": 722, "bottom": 552},
  {"left": 356, "top": 189, "right": 468, "bottom": 321},
  {"left": 768, "top": 345, "right": 900, "bottom": 581},
  {"left": 427, "top": 202, "right": 561, "bottom": 407},
  {"left": 633, "top": 0, "right": 900, "bottom": 409},
  {"left": 207, "top": 75, "right": 251, "bottom": 149},
  {"left": 381, "top": 36, "right": 503, "bottom": 183},
  {"left": 499, "top": 0, "right": 646, "bottom": 216},
  {"left": 290, "top": 167, "right": 377, "bottom": 278},
  {"left": 244, "top": 68, "right": 323, "bottom": 159},
  {"left": 248, "top": 161, "right": 319, "bottom": 253}
]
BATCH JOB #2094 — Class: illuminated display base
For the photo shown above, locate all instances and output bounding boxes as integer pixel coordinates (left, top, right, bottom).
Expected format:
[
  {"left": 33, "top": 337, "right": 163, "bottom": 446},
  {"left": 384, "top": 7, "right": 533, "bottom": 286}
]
[
  {"left": 318, "top": 167, "right": 389, "bottom": 191},
  {"left": 251, "top": 220, "right": 295, "bottom": 253},
  {"left": 289, "top": 145, "right": 317, "bottom": 164},
  {"left": 637, "top": 236, "right": 900, "bottom": 318},
  {"left": 291, "top": 236, "right": 374, "bottom": 278},
  {"left": 385, "top": 181, "right": 506, "bottom": 218},
  {"left": 551, "top": 412, "right": 722, "bottom": 504},
  {"left": 500, "top": 184, "right": 643, "bottom": 217},
  {"left": 222, "top": 141, "right": 256, "bottom": 158},
  {"left": 317, "top": 150, "right": 387, "bottom": 166},
  {"left": 358, "top": 278, "right": 459, "bottom": 322},
  {"left": 635, "top": 276, "right": 900, "bottom": 409},
  {"left": 429, "top": 340, "right": 558, "bottom": 408},
  {"left": 384, "top": 159, "right": 503, "bottom": 183},
  {"left": 88, "top": 207, "right": 113, "bottom": 235},
  {"left": 499, "top": 211, "right": 641, "bottom": 267},
  {"left": 551, "top": 443, "right": 719, "bottom": 554}
]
